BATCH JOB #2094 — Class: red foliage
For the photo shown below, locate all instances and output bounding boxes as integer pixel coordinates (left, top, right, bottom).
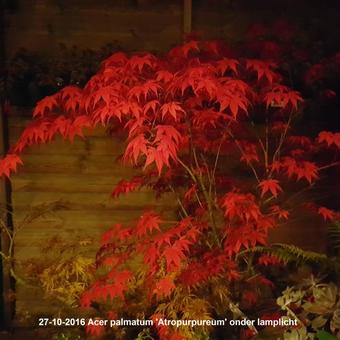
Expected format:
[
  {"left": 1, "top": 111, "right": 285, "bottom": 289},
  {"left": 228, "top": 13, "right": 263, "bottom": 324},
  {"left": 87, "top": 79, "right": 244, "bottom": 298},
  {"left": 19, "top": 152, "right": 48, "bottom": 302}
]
[
  {"left": 0, "top": 154, "right": 23, "bottom": 177},
  {"left": 111, "top": 176, "right": 143, "bottom": 198},
  {"left": 258, "top": 179, "right": 282, "bottom": 197},
  {"left": 2, "top": 37, "right": 339, "bottom": 339}
]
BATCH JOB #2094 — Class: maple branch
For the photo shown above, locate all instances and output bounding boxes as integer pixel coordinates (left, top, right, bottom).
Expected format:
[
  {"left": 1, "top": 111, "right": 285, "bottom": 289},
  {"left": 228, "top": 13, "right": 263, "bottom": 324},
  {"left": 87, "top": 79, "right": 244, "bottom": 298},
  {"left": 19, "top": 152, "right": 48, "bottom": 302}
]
[
  {"left": 0, "top": 250, "right": 8, "bottom": 261},
  {"left": 225, "top": 127, "right": 261, "bottom": 183},
  {"left": 258, "top": 137, "right": 267, "bottom": 167},
  {"left": 270, "top": 111, "right": 293, "bottom": 175},
  {"left": 194, "top": 190, "right": 204, "bottom": 208},
  {"left": 179, "top": 119, "right": 221, "bottom": 246},
  {"left": 0, "top": 218, "right": 28, "bottom": 285},
  {"left": 177, "top": 158, "right": 197, "bottom": 184},
  {"left": 249, "top": 119, "right": 269, "bottom": 172},
  {"left": 318, "top": 161, "right": 340, "bottom": 171},
  {"left": 200, "top": 154, "right": 213, "bottom": 187},
  {"left": 169, "top": 184, "right": 189, "bottom": 218},
  {"left": 193, "top": 148, "right": 222, "bottom": 247},
  {"left": 282, "top": 183, "right": 315, "bottom": 206},
  {"left": 212, "top": 139, "right": 223, "bottom": 183},
  {"left": 210, "top": 134, "right": 227, "bottom": 200},
  {"left": 0, "top": 218, "right": 12, "bottom": 242}
]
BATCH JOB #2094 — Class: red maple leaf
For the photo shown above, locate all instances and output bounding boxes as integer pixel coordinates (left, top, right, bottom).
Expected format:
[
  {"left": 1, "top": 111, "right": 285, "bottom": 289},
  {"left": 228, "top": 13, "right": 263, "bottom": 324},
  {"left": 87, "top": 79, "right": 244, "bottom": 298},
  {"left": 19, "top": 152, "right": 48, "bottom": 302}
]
[
  {"left": 0, "top": 154, "right": 23, "bottom": 177},
  {"left": 277, "top": 157, "right": 319, "bottom": 183},
  {"left": 128, "top": 54, "right": 156, "bottom": 73},
  {"left": 111, "top": 176, "right": 143, "bottom": 198},
  {"left": 92, "top": 86, "right": 118, "bottom": 107},
  {"left": 60, "top": 85, "right": 82, "bottom": 100},
  {"left": 93, "top": 270, "right": 133, "bottom": 301},
  {"left": 48, "top": 115, "right": 72, "bottom": 139},
  {"left": 264, "top": 85, "right": 302, "bottom": 109},
  {"left": 33, "top": 95, "right": 58, "bottom": 117},
  {"left": 144, "top": 100, "right": 160, "bottom": 115},
  {"left": 128, "top": 81, "right": 161, "bottom": 102},
  {"left": 215, "top": 58, "right": 239, "bottom": 75},
  {"left": 124, "top": 133, "right": 148, "bottom": 164},
  {"left": 224, "top": 223, "right": 268, "bottom": 255},
  {"left": 152, "top": 217, "right": 197, "bottom": 250},
  {"left": 246, "top": 59, "right": 277, "bottom": 84},
  {"left": 258, "top": 179, "right": 282, "bottom": 197},
  {"left": 143, "top": 125, "right": 181, "bottom": 174},
  {"left": 160, "top": 102, "right": 186, "bottom": 121},
  {"left": 216, "top": 91, "right": 248, "bottom": 118},
  {"left": 136, "top": 211, "right": 162, "bottom": 237},
  {"left": 67, "top": 115, "right": 92, "bottom": 140},
  {"left": 143, "top": 147, "right": 165, "bottom": 175},
  {"left": 318, "top": 207, "right": 335, "bottom": 221},
  {"left": 317, "top": 131, "right": 340, "bottom": 148},
  {"left": 193, "top": 78, "right": 218, "bottom": 99},
  {"left": 221, "top": 192, "right": 262, "bottom": 222},
  {"left": 270, "top": 205, "right": 289, "bottom": 219},
  {"left": 296, "top": 161, "right": 319, "bottom": 183}
]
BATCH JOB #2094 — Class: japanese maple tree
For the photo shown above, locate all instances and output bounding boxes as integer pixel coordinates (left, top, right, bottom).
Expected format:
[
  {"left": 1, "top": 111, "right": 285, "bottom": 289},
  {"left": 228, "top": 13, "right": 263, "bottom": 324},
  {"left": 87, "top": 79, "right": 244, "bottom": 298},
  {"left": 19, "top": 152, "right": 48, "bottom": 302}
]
[{"left": 1, "top": 39, "right": 339, "bottom": 339}]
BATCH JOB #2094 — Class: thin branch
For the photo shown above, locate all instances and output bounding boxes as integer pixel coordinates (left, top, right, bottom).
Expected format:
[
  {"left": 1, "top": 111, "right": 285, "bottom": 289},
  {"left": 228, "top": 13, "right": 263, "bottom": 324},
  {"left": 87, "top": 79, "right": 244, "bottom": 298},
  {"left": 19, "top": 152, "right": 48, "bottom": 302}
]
[
  {"left": 318, "top": 162, "right": 340, "bottom": 171},
  {"left": 270, "top": 111, "right": 293, "bottom": 175},
  {"left": 225, "top": 127, "right": 261, "bottom": 183},
  {"left": 168, "top": 184, "right": 189, "bottom": 218},
  {"left": 193, "top": 163, "right": 221, "bottom": 248},
  {"left": 177, "top": 157, "right": 197, "bottom": 184}
]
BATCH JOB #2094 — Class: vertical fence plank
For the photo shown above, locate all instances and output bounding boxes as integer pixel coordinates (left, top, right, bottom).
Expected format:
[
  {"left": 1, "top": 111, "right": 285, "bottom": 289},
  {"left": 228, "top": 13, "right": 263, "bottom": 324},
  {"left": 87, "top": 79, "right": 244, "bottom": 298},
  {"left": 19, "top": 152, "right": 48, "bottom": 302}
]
[
  {"left": 0, "top": 1, "right": 14, "bottom": 328},
  {"left": 183, "top": 0, "right": 192, "bottom": 34}
]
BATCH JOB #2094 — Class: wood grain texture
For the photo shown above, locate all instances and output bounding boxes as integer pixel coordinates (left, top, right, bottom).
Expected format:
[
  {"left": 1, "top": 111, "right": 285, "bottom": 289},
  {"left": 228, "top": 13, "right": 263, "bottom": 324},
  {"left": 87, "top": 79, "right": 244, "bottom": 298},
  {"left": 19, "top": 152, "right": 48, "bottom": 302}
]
[{"left": 4, "top": 1, "right": 183, "bottom": 56}]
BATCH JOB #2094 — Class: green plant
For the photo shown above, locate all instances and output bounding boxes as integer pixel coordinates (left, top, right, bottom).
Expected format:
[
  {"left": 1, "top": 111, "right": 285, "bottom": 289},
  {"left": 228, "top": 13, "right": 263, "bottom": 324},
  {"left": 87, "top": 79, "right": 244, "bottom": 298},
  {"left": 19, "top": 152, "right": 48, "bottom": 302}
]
[
  {"left": 329, "top": 221, "right": 340, "bottom": 255},
  {"left": 23, "top": 235, "right": 95, "bottom": 308},
  {"left": 277, "top": 277, "right": 340, "bottom": 339},
  {"left": 39, "top": 255, "right": 94, "bottom": 307},
  {"left": 240, "top": 243, "right": 327, "bottom": 263}
]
